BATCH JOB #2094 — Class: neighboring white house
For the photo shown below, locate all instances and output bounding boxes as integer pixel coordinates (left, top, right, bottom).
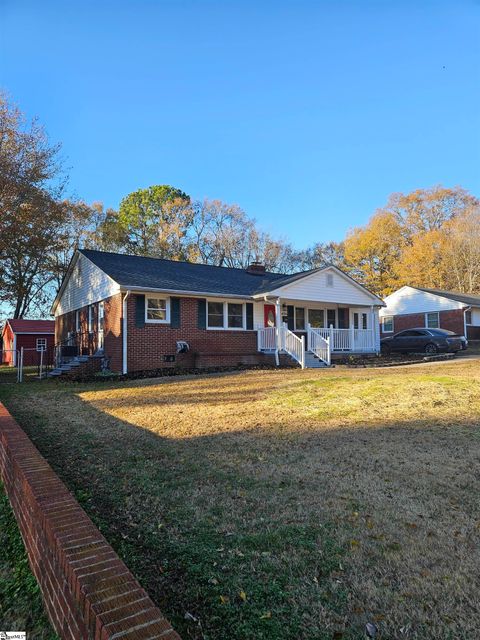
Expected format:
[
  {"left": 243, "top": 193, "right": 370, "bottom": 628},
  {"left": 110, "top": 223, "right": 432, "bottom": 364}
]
[{"left": 379, "top": 286, "right": 480, "bottom": 340}]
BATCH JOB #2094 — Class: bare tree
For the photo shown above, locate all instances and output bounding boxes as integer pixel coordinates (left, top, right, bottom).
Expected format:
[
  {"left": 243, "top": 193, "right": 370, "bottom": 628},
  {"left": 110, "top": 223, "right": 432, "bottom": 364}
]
[{"left": 0, "top": 93, "right": 68, "bottom": 317}]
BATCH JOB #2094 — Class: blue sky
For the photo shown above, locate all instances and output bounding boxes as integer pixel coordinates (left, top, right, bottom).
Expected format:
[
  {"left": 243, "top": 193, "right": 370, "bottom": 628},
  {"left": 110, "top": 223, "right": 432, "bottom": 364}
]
[{"left": 1, "top": 0, "right": 479, "bottom": 248}]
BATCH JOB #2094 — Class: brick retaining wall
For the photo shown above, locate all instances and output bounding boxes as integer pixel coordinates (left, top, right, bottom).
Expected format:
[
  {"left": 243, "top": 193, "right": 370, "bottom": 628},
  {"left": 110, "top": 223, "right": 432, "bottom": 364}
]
[{"left": 0, "top": 402, "right": 181, "bottom": 640}]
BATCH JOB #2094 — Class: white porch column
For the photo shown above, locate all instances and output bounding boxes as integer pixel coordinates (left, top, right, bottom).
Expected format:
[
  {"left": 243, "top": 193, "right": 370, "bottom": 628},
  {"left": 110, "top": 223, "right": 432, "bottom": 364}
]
[
  {"left": 275, "top": 298, "right": 282, "bottom": 356},
  {"left": 371, "top": 306, "right": 380, "bottom": 353},
  {"left": 275, "top": 298, "right": 282, "bottom": 329}
]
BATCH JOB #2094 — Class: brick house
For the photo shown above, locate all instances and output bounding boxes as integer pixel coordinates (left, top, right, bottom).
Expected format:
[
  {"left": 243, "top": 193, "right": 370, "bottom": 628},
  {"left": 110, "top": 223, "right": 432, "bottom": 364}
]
[
  {"left": 379, "top": 286, "right": 480, "bottom": 340},
  {"left": 1, "top": 319, "right": 55, "bottom": 366},
  {"left": 51, "top": 249, "right": 385, "bottom": 375}
]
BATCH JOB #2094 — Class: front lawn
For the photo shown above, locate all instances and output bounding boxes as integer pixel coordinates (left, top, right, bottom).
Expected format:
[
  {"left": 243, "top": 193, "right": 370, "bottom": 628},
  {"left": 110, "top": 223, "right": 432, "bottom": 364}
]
[{"left": 1, "top": 361, "right": 480, "bottom": 639}]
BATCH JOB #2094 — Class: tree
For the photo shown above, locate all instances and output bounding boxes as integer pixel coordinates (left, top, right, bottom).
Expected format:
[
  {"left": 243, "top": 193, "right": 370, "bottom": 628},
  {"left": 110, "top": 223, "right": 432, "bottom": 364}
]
[
  {"left": 385, "top": 185, "right": 478, "bottom": 235},
  {"left": 117, "top": 185, "right": 191, "bottom": 257},
  {"left": 394, "top": 229, "right": 448, "bottom": 290},
  {"left": 342, "top": 185, "right": 480, "bottom": 296},
  {"left": 343, "top": 211, "right": 405, "bottom": 295},
  {"left": 0, "top": 94, "right": 68, "bottom": 318},
  {"left": 190, "top": 199, "right": 295, "bottom": 271},
  {"left": 293, "top": 242, "right": 345, "bottom": 271},
  {"left": 47, "top": 200, "right": 123, "bottom": 291},
  {"left": 441, "top": 208, "right": 480, "bottom": 293}
]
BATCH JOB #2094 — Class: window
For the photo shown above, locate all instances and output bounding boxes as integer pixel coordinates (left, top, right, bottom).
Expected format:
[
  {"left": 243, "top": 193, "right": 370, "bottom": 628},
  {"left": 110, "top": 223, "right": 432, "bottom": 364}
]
[
  {"left": 207, "top": 301, "right": 246, "bottom": 329},
  {"left": 326, "top": 273, "right": 334, "bottom": 287},
  {"left": 207, "top": 302, "right": 224, "bottom": 327},
  {"left": 36, "top": 338, "right": 47, "bottom": 352},
  {"left": 466, "top": 310, "right": 472, "bottom": 325},
  {"left": 146, "top": 297, "right": 169, "bottom": 323},
  {"left": 327, "top": 309, "right": 336, "bottom": 328},
  {"left": 227, "top": 303, "right": 243, "bottom": 328},
  {"left": 362, "top": 313, "right": 368, "bottom": 330},
  {"left": 98, "top": 301, "right": 104, "bottom": 329},
  {"left": 75, "top": 310, "right": 80, "bottom": 332},
  {"left": 295, "top": 307, "right": 305, "bottom": 331},
  {"left": 382, "top": 315, "right": 394, "bottom": 333},
  {"left": 88, "top": 306, "right": 93, "bottom": 333},
  {"left": 308, "top": 309, "right": 324, "bottom": 328},
  {"left": 426, "top": 312, "right": 439, "bottom": 329}
]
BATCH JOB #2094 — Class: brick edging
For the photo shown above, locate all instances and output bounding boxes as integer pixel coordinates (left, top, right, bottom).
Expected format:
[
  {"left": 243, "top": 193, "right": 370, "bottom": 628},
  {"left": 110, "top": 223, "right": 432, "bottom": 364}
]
[{"left": 0, "top": 402, "right": 181, "bottom": 640}]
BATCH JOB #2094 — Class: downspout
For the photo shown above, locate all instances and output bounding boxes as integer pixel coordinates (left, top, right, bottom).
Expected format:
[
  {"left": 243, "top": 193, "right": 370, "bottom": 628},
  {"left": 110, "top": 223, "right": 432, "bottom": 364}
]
[
  {"left": 12, "top": 332, "right": 17, "bottom": 367},
  {"left": 122, "top": 291, "right": 131, "bottom": 374}
]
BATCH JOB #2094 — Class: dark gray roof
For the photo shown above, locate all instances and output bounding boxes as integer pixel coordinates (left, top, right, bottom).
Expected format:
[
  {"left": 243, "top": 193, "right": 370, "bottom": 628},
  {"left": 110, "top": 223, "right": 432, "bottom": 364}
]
[
  {"left": 415, "top": 287, "right": 480, "bottom": 307},
  {"left": 80, "top": 249, "right": 319, "bottom": 297}
]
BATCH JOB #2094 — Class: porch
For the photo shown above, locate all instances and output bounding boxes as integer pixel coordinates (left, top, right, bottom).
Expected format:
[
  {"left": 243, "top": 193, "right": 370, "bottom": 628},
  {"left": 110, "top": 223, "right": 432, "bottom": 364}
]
[{"left": 255, "top": 299, "right": 380, "bottom": 368}]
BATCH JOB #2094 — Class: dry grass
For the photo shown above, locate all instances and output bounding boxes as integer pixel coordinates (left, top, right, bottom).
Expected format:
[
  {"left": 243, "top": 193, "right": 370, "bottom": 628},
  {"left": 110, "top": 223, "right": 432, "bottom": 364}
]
[{"left": 2, "top": 360, "right": 480, "bottom": 639}]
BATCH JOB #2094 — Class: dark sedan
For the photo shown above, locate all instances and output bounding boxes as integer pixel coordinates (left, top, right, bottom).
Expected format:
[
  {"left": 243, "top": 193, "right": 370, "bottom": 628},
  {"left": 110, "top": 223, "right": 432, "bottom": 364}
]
[{"left": 380, "top": 328, "right": 467, "bottom": 355}]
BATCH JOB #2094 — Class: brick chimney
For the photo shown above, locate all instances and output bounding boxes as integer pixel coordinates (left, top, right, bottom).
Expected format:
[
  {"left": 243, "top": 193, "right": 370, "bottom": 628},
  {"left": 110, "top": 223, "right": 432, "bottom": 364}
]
[{"left": 246, "top": 261, "right": 266, "bottom": 275}]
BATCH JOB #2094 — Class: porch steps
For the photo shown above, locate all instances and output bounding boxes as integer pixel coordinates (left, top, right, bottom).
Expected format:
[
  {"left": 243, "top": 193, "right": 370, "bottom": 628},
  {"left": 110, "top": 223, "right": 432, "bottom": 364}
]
[
  {"left": 304, "top": 352, "right": 329, "bottom": 369},
  {"left": 47, "top": 355, "right": 93, "bottom": 378}
]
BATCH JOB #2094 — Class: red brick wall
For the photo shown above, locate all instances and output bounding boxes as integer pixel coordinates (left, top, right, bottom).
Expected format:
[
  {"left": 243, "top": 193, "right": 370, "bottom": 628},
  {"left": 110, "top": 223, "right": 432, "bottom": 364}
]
[
  {"left": 380, "top": 309, "right": 466, "bottom": 337},
  {"left": 56, "top": 294, "right": 269, "bottom": 374},
  {"left": 55, "top": 295, "right": 123, "bottom": 370},
  {"left": 126, "top": 296, "right": 260, "bottom": 373},
  {"left": 439, "top": 309, "right": 466, "bottom": 335},
  {"left": 0, "top": 402, "right": 181, "bottom": 640}
]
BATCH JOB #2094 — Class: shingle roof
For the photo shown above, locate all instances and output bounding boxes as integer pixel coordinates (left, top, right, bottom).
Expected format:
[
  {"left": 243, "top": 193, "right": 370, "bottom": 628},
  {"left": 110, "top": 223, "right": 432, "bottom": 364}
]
[
  {"left": 415, "top": 287, "right": 480, "bottom": 307},
  {"left": 7, "top": 319, "right": 55, "bottom": 334},
  {"left": 80, "top": 249, "right": 320, "bottom": 297}
]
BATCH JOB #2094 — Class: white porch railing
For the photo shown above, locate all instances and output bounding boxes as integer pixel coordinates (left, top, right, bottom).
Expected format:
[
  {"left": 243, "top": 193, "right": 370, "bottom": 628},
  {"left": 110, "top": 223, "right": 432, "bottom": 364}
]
[
  {"left": 307, "top": 327, "right": 331, "bottom": 366},
  {"left": 257, "top": 326, "right": 305, "bottom": 368},
  {"left": 314, "top": 327, "right": 376, "bottom": 352},
  {"left": 257, "top": 326, "right": 277, "bottom": 352},
  {"left": 258, "top": 325, "right": 376, "bottom": 367},
  {"left": 281, "top": 326, "right": 305, "bottom": 369}
]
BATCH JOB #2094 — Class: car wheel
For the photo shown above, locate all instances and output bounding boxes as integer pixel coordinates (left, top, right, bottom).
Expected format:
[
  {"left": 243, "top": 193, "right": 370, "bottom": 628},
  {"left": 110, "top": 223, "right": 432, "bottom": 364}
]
[
  {"left": 425, "top": 343, "right": 438, "bottom": 355},
  {"left": 381, "top": 343, "right": 391, "bottom": 356}
]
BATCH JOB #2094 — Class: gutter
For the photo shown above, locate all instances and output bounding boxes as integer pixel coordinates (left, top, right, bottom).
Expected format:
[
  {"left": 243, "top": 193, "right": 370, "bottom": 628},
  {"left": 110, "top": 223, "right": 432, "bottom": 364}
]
[
  {"left": 122, "top": 291, "right": 131, "bottom": 374},
  {"left": 124, "top": 286, "right": 251, "bottom": 300}
]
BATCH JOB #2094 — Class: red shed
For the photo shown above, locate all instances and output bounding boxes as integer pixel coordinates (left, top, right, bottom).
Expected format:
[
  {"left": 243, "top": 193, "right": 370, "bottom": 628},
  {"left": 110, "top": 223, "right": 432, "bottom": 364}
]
[{"left": 1, "top": 319, "right": 55, "bottom": 366}]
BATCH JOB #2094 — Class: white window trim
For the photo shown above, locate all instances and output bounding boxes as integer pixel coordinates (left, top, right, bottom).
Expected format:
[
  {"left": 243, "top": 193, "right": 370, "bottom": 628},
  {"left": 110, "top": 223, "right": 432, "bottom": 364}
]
[
  {"left": 75, "top": 310, "right": 80, "bottom": 332},
  {"left": 465, "top": 309, "right": 473, "bottom": 325},
  {"left": 145, "top": 296, "right": 171, "bottom": 324},
  {"left": 36, "top": 338, "right": 47, "bottom": 352},
  {"left": 382, "top": 315, "right": 394, "bottom": 333},
  {"left": 353, "top": 311, "right": 369, "bottom": 330},
  {"left": 294, "top": 307, "right": 306, "bottom": 331},
  {"left": 207, "top": 300, "right": 247, "bottom": 331},
  {"left": 425, "top": 311, "right": 440, "bottom": 329}
]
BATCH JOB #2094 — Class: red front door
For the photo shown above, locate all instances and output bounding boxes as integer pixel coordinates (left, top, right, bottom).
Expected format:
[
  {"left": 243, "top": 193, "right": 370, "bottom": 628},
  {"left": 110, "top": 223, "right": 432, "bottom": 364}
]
[{"left": 264, "top": 304, "right": 276, "bottom": 328}]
